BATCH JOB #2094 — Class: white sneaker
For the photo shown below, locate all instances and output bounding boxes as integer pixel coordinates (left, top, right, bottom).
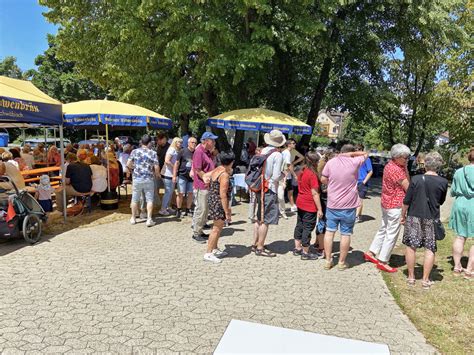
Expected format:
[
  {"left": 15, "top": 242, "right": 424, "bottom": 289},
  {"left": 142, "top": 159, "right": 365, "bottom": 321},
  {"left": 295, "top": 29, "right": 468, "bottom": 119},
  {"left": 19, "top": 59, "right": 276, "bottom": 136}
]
[
  {"left": 213, "top": 248, "right": 228, "bottom": 258},
  {"left": 279, "top": 212, "right": 288, "bottom": 219},
  {"left": 290, "top": 206, "right": 298, "bottom": 212},
  {"left": 130, "top": 217, "right": 136, "bottom": 225},
  {"left": 203, "top": 253, "right": 222, "bottom": 263},
  {"left": 139, "top": 211, "right": 147, "bottom": 219},
  {"left": 159, "top": 209, "right": 170, "bottom": 216},
  {"left": 146, "top": 219, "right": 156, "bottom": 227}
]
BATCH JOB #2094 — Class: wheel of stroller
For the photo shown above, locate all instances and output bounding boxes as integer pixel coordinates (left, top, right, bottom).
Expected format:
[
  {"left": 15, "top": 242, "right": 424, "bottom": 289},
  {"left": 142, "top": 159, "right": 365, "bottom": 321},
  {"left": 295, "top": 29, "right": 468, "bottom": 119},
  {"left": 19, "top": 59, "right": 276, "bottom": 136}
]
[{"left": 22, "top": 214, "right": 42, "bottom": 244}]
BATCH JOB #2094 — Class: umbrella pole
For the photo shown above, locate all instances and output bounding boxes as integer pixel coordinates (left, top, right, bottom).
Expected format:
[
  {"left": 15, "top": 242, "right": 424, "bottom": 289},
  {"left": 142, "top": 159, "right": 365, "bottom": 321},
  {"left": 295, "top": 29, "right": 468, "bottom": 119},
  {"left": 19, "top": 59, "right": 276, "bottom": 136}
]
[
  {"left": 106, "top": 124, "right": 110, "bottom": 192},
  {"left": 59, "top": 125, "right": 67, "bottom": 222},
  {"left": 44, "top": 128, "right": 48, "bottom": 161},
  {"left": 85, "top": 129, "right": 87, "bottom": 141}
]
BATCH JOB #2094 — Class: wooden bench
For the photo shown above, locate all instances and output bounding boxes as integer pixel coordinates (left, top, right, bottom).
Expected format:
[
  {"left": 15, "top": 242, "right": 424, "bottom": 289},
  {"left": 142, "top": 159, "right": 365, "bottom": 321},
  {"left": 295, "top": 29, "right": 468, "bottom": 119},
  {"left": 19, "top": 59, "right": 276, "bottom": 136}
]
[{"left": 21, "top": 167, "right": 62, "bottom": 185}]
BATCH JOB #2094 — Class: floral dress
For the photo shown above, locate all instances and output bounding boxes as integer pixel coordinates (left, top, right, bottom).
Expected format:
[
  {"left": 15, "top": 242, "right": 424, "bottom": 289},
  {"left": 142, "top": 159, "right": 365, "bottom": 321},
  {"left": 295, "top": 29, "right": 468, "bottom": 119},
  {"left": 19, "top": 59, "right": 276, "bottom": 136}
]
[{"left": 208, "top": 171, "right": 231, "bottom": 221}]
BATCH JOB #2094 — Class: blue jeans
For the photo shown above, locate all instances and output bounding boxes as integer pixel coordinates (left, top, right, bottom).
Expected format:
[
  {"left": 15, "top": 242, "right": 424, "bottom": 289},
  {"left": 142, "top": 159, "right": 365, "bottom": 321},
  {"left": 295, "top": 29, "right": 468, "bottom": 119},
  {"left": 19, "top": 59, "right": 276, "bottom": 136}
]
[
  {"left": 132, "top": 180, "right": 155, "bottom": 204},
  {"left": 161, "top": 177, "right": 175, "bottom": 210},
  {"left": 326, "top": 208, "right": 356, "bottom": 235}
]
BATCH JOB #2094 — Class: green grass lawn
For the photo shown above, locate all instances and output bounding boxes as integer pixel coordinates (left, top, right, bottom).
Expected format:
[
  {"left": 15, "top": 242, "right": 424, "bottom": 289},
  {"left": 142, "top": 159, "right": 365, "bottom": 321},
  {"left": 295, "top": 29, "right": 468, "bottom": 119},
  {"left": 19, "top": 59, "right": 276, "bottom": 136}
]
[{"left": 384, "top": 231, "right": 473, "bottom": 354}]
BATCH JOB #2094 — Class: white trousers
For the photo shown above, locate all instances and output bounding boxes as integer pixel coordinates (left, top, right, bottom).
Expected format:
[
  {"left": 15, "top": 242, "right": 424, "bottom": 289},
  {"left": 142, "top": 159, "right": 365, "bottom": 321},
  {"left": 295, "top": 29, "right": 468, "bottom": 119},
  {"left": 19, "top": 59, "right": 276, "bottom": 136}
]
[
  {"left": 369, "top": 207, "right": 402, "bottom": 263},
  {"left": 277, "top": 180, "right": 287, "bottom": 214}
]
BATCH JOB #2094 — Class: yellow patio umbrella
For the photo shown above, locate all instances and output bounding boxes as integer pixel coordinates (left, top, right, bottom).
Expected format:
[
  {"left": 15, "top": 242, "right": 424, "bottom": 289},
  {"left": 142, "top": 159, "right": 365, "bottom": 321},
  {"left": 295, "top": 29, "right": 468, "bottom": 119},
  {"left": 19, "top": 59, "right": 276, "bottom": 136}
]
[
  {"left": 206, "top": 108, "right": 312, "bottom": 135},
  {"left": 63, "top": 100, "right": 172, "bottom": 200},
  {"left": 62, "top": 100, "right": 172, "bottom": 129},
  {"left": 0, "top": 75, "right": 62, "bottom": 124}
]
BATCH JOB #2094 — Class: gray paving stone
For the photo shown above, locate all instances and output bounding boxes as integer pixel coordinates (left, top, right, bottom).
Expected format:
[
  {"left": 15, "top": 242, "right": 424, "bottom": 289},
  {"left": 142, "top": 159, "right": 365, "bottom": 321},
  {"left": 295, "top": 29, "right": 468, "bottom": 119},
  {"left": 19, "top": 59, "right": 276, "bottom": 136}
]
[{"left": 0, "top": 178, "right": 440, "bottom": 354}]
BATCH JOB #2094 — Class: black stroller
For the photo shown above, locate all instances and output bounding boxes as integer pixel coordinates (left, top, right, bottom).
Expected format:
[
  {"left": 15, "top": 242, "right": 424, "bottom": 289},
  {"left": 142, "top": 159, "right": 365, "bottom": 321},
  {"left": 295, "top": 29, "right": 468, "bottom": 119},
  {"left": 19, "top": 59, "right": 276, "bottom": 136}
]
[{"left": 0, "top": 176, "right": 47, "bottom": 244}]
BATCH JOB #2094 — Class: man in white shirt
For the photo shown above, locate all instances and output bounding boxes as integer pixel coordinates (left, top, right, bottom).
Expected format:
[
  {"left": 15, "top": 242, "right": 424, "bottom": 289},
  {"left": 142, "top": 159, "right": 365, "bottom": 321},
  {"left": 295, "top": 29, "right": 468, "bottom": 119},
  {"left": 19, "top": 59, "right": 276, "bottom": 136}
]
[
  {"left": 253, "top": 130, "right": 285, "bottom": 257},
  {"left": 279, "top": 138, "right": 304, "bottom": 216}
]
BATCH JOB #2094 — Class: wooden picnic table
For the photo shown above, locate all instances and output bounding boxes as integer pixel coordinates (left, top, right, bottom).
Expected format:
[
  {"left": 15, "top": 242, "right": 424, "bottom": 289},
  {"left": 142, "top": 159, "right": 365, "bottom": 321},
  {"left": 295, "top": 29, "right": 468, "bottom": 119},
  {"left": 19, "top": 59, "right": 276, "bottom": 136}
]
[
  {"left": 34, "top": 161, "right": 52, "bottom": 168},
  {"left": 21, "top": 166, "right": 61, "bottom": 177},
  {"left": 21, "top": 167, "right": 62, "bottom": 185}
]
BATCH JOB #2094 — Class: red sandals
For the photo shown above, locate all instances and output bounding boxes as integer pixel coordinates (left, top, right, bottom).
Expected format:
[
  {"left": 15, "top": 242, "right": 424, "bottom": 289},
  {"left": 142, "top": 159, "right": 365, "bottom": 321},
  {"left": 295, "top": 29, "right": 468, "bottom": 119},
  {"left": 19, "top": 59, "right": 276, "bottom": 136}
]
[
  {"left": 376, "top": 263, "right": 398, "bottom": 273},
  {"left": 363, "top": 252, "right": 378, "bottom": 264}
]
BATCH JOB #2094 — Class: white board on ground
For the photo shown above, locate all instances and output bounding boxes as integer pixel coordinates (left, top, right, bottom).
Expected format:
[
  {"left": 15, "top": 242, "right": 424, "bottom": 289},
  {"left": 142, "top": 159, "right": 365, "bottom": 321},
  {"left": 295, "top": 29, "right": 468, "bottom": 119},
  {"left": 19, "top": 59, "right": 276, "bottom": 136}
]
[{"left": 214, "top": 319, "right": 390, "bottom": 354}]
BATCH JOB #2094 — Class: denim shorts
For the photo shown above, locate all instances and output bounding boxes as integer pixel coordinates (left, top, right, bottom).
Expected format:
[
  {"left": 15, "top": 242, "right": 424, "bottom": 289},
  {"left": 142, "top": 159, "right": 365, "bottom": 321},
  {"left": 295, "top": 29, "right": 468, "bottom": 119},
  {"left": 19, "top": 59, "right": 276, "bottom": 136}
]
[
  {"left": 131, "top": 180, "right": 155, "bottom": 204},
  {"left": 177, "top": 176, "right": 193, "bottom": 194},
  {"left": 326, "top": 207, "right": 356, "bottom": 235}
]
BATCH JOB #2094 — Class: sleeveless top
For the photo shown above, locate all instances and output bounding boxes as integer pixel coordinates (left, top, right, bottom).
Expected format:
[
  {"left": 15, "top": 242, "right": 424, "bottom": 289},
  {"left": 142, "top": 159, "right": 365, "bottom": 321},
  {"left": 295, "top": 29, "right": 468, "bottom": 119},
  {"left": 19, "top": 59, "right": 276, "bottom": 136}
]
[{"left": 208, "top": 170, "right": 231, "bottom": 220}]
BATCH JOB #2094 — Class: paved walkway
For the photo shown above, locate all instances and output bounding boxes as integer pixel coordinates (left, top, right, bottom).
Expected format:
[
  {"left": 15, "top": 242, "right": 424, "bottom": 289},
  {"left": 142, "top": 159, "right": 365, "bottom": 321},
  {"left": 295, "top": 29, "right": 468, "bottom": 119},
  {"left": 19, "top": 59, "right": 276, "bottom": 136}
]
[{"left": 0, "top": 179, "right": 438, "bottom": 354}]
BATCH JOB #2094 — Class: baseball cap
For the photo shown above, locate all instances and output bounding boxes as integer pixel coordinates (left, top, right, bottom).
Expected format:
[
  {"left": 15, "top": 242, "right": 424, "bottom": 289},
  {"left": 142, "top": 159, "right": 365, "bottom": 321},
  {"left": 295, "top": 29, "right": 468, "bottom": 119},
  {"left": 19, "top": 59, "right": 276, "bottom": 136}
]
[{"left": 201, "top": 132, "right": 218, "bottom": 141}]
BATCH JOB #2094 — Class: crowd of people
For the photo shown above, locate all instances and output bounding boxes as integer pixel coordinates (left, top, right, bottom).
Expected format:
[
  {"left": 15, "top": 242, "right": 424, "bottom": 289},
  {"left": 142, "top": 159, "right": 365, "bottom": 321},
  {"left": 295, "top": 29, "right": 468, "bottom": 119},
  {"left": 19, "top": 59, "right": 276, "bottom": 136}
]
[{"left": 0, "top": 130, "right": 472, "bottom": 287}]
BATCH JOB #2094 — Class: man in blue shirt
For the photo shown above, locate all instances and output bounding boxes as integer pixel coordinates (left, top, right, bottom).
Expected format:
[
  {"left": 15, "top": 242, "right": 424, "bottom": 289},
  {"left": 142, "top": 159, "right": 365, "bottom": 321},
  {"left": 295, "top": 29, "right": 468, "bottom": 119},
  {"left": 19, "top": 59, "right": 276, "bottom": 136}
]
[{"left": 356, "top": 144, "right": 373, "bottom": 222}]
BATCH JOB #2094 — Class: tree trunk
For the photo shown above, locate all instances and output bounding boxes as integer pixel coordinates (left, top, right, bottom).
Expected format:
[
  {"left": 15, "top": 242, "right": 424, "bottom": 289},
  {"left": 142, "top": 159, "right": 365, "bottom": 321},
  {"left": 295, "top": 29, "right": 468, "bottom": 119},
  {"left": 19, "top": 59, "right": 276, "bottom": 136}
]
[
  {"left": 406, "top": 108, "right": 417, "bottom": 150},
  {"left": 178, "top": 113, "right": 190, "bottom": 136},
  {"left": 233, "top": 130, "right": 246, "bottom": 163},
  {"left": 203, "top": 86, "right": 231, "bottom": 151},
  {"left": 300, "top": 10, "right": 347, "bottom": 147},
  {"left": 387, "top": 118, "right": 395, "bottom": 146}
]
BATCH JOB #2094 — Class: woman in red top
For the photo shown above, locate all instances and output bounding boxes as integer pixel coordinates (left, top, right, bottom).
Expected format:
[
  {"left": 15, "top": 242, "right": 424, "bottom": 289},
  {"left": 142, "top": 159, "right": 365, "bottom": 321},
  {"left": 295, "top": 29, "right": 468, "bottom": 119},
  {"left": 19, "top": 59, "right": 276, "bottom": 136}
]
[{"left": 293, "top": 151, "right": 323, "bottom": 260}]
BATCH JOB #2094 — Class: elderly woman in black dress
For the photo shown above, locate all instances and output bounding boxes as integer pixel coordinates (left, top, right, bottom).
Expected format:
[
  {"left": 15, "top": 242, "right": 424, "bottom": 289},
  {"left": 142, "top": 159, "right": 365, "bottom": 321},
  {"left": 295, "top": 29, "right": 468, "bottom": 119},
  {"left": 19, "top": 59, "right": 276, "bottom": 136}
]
[
  {"left": 401, "top": 152, "right": 448, "bottom": 289},
  {"left": 203, "top": 151, "right": 235, "bottom": 264}
]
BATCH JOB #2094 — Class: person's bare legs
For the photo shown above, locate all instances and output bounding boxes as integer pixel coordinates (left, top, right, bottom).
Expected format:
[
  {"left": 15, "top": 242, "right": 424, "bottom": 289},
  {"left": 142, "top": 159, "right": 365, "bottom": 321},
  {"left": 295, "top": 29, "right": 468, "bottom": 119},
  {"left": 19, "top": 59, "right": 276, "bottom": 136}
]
[
  {"left": 294, "top": 239, "right": 302, "bottom": 251},
  {"left": 176, "top": 192, "right": 184, "bottom": 210},
  {"left": 288, "top": 188, "right": 296, "bottom": 208},
  {"left": 339, "top": 235, "right": 351, "bottom": 265},
  {"left": 324, "top": 231, "right": 336, "bottom": 262},
  {"left": 316, "top": 233, "right": 324, "bottom": 249},
  {"left": 452, "top": 236, "right": 466, "bottom": 271},
  {"left": 422, "top": 249, "right": 435, "bottom": 282},
  {"left": 466, "top": 244, "right": 474, "bottom": 274},
  {"left": 356, "top": 201, "right": 363, "bottom": 218},
  {"left": 252, "top": 222, "right": 259, "bottom": 248},
  {"left": 146, "top": 201, "right": 153, "bottom": 220},
  {"left": 186, "top": 192, "right": 193, "bottom": 210},
  {"left": 405, "top": 247, "right": 416, "bottom": 280},
  {"left": 131, "top": 202, "right": 139, "bottom": 222},
  {"left": 207, "top": 220, "right": 224, "bottom": 253},
  {"left": 255, "top": 222, "right": 269, "bottom": 250}
]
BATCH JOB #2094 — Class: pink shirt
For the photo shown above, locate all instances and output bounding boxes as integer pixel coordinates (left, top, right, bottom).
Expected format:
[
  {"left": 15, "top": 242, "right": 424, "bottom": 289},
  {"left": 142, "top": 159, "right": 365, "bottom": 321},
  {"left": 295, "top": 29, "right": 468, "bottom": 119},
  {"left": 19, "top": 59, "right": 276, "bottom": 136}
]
[
  {"left": 192, "top": 144, "right": 215, "bottom": 190},
  {"left": 322, "top": 155, "right": 365, "bottom": 209}
]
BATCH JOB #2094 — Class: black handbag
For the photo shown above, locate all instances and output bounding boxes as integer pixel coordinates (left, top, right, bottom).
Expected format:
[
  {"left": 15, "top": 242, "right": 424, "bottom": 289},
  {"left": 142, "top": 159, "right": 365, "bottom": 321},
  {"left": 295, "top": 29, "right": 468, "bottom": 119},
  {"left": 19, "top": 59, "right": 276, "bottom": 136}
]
[{"left": 422, "top": 176, "right": 445, "bottom": 241}]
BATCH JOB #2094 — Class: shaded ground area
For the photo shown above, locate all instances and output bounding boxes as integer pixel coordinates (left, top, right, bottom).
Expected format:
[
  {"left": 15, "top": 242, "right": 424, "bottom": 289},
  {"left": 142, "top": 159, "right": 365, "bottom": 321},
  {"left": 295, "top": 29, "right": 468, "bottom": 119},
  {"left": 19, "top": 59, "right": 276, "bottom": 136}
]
[{"left": 0, "top": 179, "right": 435, "bottom": 353}]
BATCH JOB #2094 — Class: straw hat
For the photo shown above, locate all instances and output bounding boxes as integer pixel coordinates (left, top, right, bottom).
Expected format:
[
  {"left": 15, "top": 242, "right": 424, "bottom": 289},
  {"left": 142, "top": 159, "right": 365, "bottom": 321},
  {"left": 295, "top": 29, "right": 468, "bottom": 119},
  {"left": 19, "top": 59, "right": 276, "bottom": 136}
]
[{"left": 264, "top": 130, "right": 286, "bottom": 147}]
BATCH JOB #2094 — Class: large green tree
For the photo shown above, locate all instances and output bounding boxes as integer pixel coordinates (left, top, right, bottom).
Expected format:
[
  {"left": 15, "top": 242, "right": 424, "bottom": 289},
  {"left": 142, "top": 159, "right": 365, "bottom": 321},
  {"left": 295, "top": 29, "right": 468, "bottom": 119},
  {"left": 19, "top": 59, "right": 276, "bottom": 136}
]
[
  {"left": 0, "top": 56, "right": 24, "bottom": 79},
  {"left": 39, "top": 0, "right": 472, "bottom": 151},
  {"left": 331, "top": 0, "right": 472, "bottom": 152},
  {"left": 25, "top": 35, "right": 108, "bottom": 104}
]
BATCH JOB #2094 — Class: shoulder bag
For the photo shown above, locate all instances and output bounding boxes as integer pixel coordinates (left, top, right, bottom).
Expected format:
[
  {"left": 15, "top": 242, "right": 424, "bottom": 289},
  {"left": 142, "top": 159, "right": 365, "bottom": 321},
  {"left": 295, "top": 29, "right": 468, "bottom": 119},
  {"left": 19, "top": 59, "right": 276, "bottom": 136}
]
[{"left": 422, "top": 175, "right": 445, "bottom": 241}]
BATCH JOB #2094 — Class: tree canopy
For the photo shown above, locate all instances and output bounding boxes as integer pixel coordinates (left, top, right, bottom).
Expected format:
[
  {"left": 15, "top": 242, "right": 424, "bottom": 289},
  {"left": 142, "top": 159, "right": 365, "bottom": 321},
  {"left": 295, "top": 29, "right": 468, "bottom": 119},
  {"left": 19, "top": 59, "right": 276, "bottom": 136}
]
[{"left": 33, "top": 0, "right": 474, "bottom": 150}]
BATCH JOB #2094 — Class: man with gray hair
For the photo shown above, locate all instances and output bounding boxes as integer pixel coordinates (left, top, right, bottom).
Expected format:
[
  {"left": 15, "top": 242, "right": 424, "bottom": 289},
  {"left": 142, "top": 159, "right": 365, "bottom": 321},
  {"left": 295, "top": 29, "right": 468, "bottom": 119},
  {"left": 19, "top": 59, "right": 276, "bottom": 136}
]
[{"left": 364, "top": 143, "right": 411, "bottom": 272}]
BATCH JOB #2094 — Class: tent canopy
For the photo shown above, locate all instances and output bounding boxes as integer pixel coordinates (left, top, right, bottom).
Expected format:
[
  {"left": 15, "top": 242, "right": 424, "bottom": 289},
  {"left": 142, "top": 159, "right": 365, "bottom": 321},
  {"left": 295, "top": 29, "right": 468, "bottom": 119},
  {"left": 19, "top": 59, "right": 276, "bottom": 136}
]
[
  {"left": 206, "top": 108, "right": 312, "bottom": 135},
  {"left": 0, "top": 75, "right": 62, "bottom": 125},
  {"left": 63, "top": 100, "right": 172, "bottom": 130}
]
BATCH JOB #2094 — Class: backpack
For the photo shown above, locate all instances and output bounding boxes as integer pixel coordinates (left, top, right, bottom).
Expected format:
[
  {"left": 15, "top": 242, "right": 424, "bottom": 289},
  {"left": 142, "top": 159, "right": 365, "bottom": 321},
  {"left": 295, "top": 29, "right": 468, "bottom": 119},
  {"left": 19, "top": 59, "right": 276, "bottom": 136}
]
[{"left": 245, "top": 149, "right": 278, "bottom": 193}]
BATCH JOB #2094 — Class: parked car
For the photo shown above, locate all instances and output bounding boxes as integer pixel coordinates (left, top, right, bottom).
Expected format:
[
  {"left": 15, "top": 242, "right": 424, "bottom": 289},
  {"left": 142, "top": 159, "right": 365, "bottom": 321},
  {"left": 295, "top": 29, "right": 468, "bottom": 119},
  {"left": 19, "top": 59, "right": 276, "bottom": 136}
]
[{"left": 21, "top": 138, "right": 71, "bottom": 149}]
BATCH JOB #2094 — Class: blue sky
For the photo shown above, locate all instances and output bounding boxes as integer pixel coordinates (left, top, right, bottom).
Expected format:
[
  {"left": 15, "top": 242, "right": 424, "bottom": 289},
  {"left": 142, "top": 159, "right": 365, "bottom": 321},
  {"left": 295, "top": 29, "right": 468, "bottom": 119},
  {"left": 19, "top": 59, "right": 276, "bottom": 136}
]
[{"left": 0, "top": 0, "right": 58, "bottom": 71}]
